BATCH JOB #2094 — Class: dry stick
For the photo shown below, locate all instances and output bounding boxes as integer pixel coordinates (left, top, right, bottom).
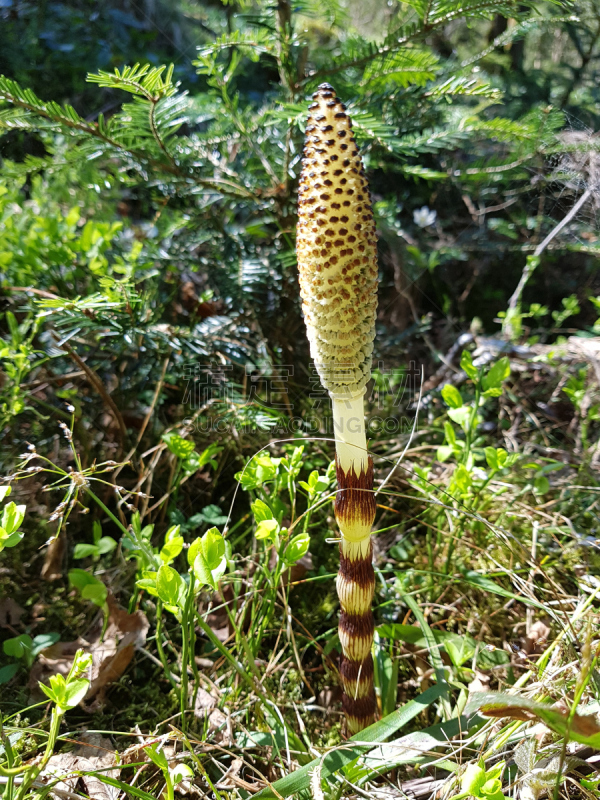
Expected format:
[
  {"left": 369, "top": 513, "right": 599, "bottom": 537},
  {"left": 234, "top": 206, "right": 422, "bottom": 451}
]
[
  {"left": 505, "top": 186, "right": 593, "bottom": 330},
  {"left": 58, "top": 339, "right": 128, "bottom": 448}
]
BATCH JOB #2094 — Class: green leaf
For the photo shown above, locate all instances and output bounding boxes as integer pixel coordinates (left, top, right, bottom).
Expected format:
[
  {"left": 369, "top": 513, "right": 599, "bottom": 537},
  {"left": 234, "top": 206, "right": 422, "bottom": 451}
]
[
  {"left": 453, "top": 464, "right": 472, "bottom": 493},
  {"left": 460, "top": 350, "right": 479, "bottom": 382},
  {"left": 252, "top": 685, "right": 446, "bottom": 799},
  {"left": 162, "top": 432, "right": 195, "bottom": 459},
  {"left": 441, "top": 384, "right": 463, "bottom": 409},
  {"left": 283, "top": 533, "right": 310, "bottom": 566},
  {"left": 0, "top": 486, "right": 11, "bottom": 503},
  {"left": 437, "top": 445, "right": 454, "bottom": 463},
  {"left": 192, "top": 552, "right": 214, "bottom": 588},
  {"left": 3, "top": 634, "right": 33, "bottom": 660},
  {"left": 484, "top": 447, "right": 498, "bottom": 470},
  {"left": 96, "top": 536, "right": 117, "bottom": 555},
  {"left": 0, "top": 664, "right": 19, "bottom": 684},
  {"left": 444, "top": 421, "right": 456, "bottom": 445},
  {"left": 202, "top": 528, "right": 225, "bottom": 569},
  {"left": 62, "top": 678, "right": 90, "bottom": 710},
  {"left": 1, "top": 501, "right": 26, "bottom": 534},
  {"left": 251, "top": 498, "right": 274, "bottom": 523},
  {"left": 31, "top": 633, "right": 60, "bottom": 658},
  {"left": 68, "top": 569, "right": 107, "bottom": 607},
  {"left": 81, "top": 582, "right": 108, "bottom": 608},
  {"left": 156, "top": 565, "right": 186, "bottom": 608},
  {"left": 468, "top": 692, "right": 600, "bottom": 749},
  {"left": 256, "top": 519, "right": 279, "bottom": 540},
  {"left": 73, "top": 543, "right": 99, "bottom": 559},
  {"left": 448, "top": 407, "right": 471, "bottom": 431},
  {"left": 145, "top": 743, "right": 169, "bottom": 770},
  {"left": 482, "top": 357, "right": 510, "bottom": 391}
]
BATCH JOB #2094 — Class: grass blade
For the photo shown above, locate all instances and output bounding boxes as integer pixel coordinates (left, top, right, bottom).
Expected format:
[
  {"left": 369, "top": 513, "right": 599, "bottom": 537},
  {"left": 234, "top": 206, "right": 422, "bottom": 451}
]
[{"left": 253, "top": 683, "right": 445, "bottom": 799}]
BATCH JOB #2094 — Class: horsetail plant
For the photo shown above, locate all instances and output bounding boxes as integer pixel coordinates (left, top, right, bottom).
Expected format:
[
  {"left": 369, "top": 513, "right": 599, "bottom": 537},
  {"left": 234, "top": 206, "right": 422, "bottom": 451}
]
[{"left": 297, "top": 84, "right": 379, "bottom": 733}]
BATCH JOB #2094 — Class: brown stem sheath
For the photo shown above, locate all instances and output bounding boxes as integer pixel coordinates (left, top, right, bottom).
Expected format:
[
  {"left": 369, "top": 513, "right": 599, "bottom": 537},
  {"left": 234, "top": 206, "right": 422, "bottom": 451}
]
[{"left": 335, "top": 457, "right": 377, "bottom": 733}]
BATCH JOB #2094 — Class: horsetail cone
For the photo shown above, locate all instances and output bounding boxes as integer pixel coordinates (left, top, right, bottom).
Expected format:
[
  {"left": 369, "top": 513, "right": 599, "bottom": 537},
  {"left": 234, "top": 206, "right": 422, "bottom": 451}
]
[{"left": 297, "top": 83, "right": 378, "bottom": 733}]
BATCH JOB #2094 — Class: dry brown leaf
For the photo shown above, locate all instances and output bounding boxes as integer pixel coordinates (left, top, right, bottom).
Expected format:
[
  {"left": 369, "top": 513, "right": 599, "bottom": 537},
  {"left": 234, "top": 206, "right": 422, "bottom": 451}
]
[
  {"left": 29, "top": 594, "right": 148, "bottom": 708},
  {"left": 468, "top": 670, "right": 490, "bottom": 695},
  {"left": 40, "top": 532, "right": 66, "bottom": 582},
  {"left": 524, "top": 620, "right": 551, "bottom": 656},
  {"left": 41, "top": 734, "right": 118, "bottom": 800},
  {"left": 0, "top": 597, "right": 25, "bottom": 628}
]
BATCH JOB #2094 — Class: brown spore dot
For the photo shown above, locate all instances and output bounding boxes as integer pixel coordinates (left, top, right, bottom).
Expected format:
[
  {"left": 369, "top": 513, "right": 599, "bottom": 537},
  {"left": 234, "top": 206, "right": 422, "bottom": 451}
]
[
  {"left": 340, "top": 178, "right": 347, "bottom": 185},
  {"left": 320, "top": 249, "right": 328, "bottom": 257},
  {"left": 334, "top": 239, "right": 343, "bottom": 247},
  {"left": 325, "top": 139, "right": 335, "bottom": 146},
  {"left": 320, "top": 193, "right": 330, "bottom": 200},
  {"left": 343, "top": 159, "right": 350, "bottom": 167},
  {"left": 346, "top": 189, "right": 354, "bottom": 195},
  {"left": 315, "top": 236, "right": 323, "bottom": 244},
  {"left": 340, "top": 215, "right": 349, "bottom": 223},
  {"left": 326, "top": 101, "right": 337, "bottom": 108},
  {"left": 348, "top": 235, "right": 356, "bottom": 243},
  {"left": 338, "top": 130, "right": 347, "bottom": 138},
  {"left": 339, "top": 228, "right": 348, "bottom": 235},
  {"left": 325, "top": 228, "right": 335, "bottom": 236},
  {"left": 340, "top": 144, "right": 348, "bottom": 150},
  {"left": 324, "top": 179, "right": 333, "bottom": 186},
  {"left": 331, "top": 216, "right": 339, "bottom": 222},
  {"left": 358, "top": 244, "right": 365, "bottom": 252},
  {"left": 333, "top": 169, "right": 343, "bottom": 176},
  {"left": 315, "top": 114, "right": 326, "bottom": 121},
  {"left": 334, "top": 188, "right": 343, "bottom": 195},
  {"left": 332, "top": 202, "right": 341, "bottom": 209},
  {"left": 330, "top": 256, "right": 338, "bottom": 264},
  {"left": 330, "top": 155, "right": 339, "bottom": 161},
  {"left": 357, "top": 194, "right": 364, "bottom": 201},
  {"left": 343, "top": 201, "right": 350, "bottom": 206},
  {"left": 322, "top": 125, "right": 333, "bottom": 132}
]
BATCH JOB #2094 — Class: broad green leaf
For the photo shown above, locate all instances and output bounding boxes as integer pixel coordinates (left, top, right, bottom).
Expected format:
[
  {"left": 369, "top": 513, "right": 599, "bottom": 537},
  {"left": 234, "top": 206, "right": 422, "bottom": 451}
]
[
  {"left": 256, "top": 519, "right": 278, "bottom": 540},
  {"left": 62, "top": 678, "right": 90, "bottom": 710},
  {"left": 81, "top": 582, "right": 108, "bottom": 608},
  {"left": 188, "top": 536, "right": 202, "bottom": 566},
  {"left": 444, "top": 421, "right": 456, "bottom": 445},
  {"left": 145, "top": 743, "right": 169, "bottom": 770},
  {"left": 156, "top": 565, "right": 185, "bottom": 608},
  {"left": 202, "top": 528, "right": 225, "bottom": 569},
  {"left": 162, "top": 432, "right": 195, "bottom": 459},
  {"left": 448, "top": 407, "right": 471, "bottom": 431},
  {"left": 251, "top": 498, "right": 274, "bottom": 523},
  {"left": 96, "top": 536, "right": 117, "bottom": 555},
  {"left": 484, "top": 447, "right": 499, "bottom": 470},
  {"left": 253, "top": 686, "right": 451, "bottom": 799},
  {"left": 441, "top": 384, "right": 463, "bottom": 409},
  {"left": 283, "top": 533, "right": 310, "bottom": 566},
  {"left": 3, "top": 634, "right": 33, "bottom": 660},
  {"left": 31, "top": 633, "right": 60, "bottom": 657},
  {"left": 482, "top": 357, "right": 510, "bottom": 391},
  {"left": 460, "top": 350, "right": 479, "bottom": 382},
  {"left": 73, "top": 543, "right": 99, "bottom": 559},
  {"left": 1, "top": 501, "right": 26, "bottom": 534},
  {"left": 193, "top": 552, "right": 214, "bottom": 588},
  {"left": 0, "top": 486, "right": 11, "bottom": 502},
  {"left": 437, "top": 445, "right": 454, "bottom": 463},
  {"left": 468, "top": 692, "right": 600, "bottom": 749},
  {"left": 0, "top": 664, "right": 19, "bottom": 684}
]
